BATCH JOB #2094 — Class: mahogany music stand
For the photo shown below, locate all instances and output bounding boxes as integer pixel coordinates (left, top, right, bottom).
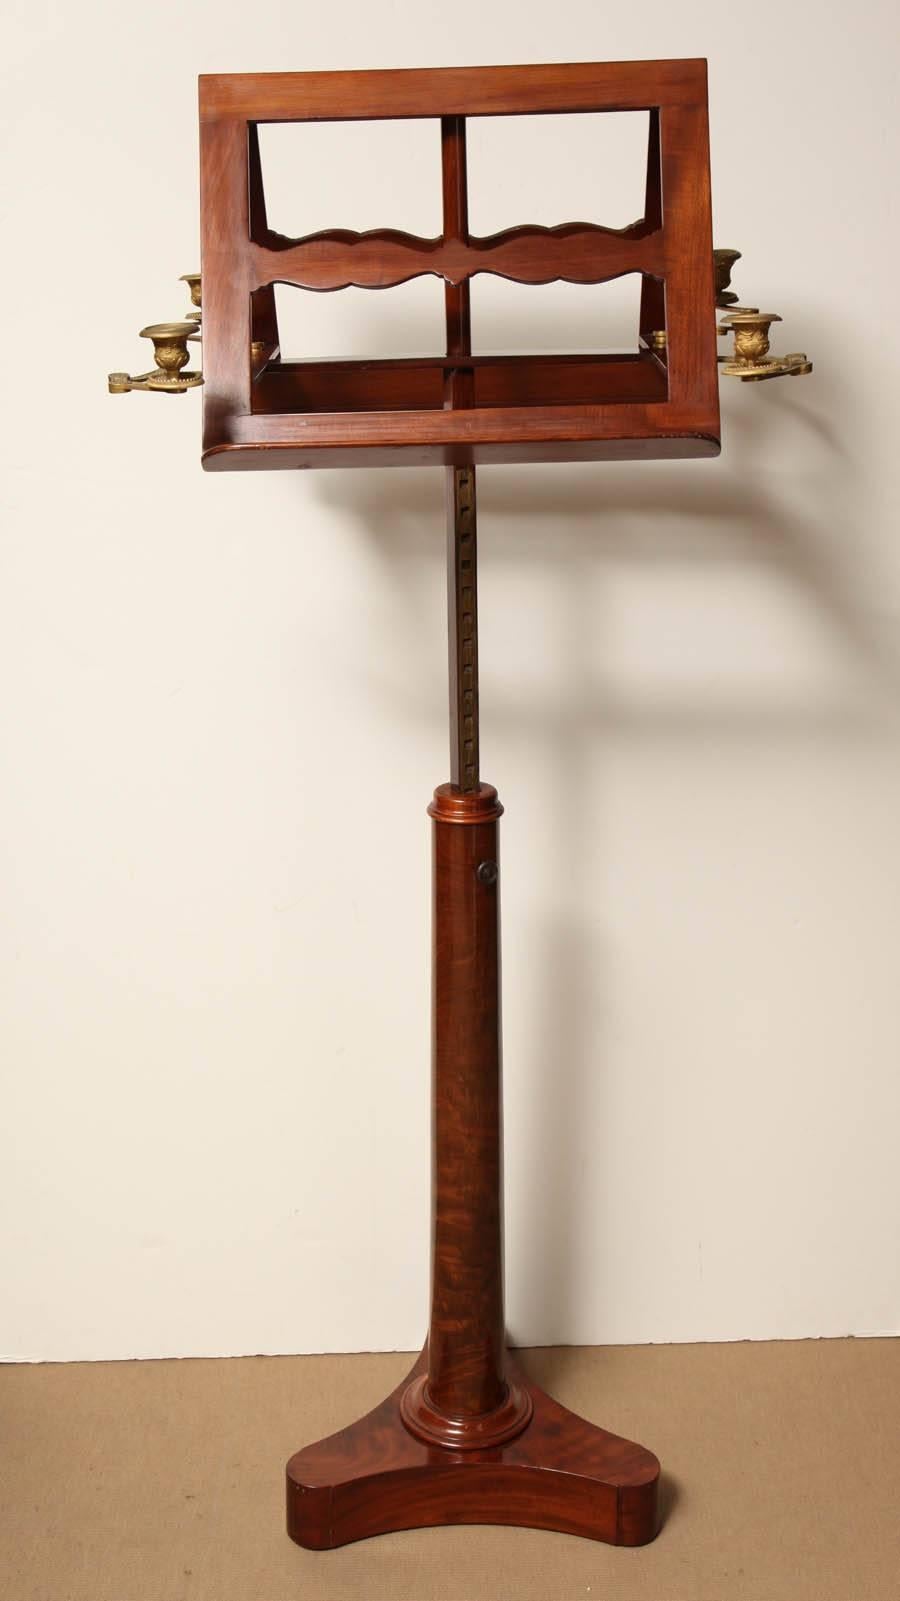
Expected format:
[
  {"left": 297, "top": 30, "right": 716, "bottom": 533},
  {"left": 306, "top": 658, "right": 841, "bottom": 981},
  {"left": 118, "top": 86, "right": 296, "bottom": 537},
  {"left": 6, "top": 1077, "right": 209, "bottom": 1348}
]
[
  {"left": 193, "top": 57, "right": 721, "bottom": 1552},
  {"left": 107, "top": 54, "right": 814, "bottom": 1548}
]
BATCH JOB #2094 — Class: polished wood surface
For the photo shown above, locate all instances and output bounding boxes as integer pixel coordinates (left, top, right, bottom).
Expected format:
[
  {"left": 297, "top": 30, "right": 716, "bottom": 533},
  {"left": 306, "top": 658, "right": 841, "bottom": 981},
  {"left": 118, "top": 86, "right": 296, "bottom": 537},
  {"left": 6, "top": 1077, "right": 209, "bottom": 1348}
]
[
  {"left": 202, "top": 408, "right": 718, "bottom": 471},
  {"left": 442, "top": 115, "right": 471, "bottom": 370},
  {"left": 247, "top": 222, "right": 665, "bottom": 292},
  {"left": 251, "top": 353, "right": 667, "bottom": 415},
  {"left": 198, "top": 59, "right": 720, "bottom": 470},
  {"left": 286, "top": 779, "right": 660, "bottom": 1547},
  {"left": 287, "top": 1349, "right": 659, "bottom": 1549},
  {"left": 422, "top": 783, "right": 506, "bottom": 1423},
  {"left": 200, "top": 58, "right": 709, "bottom": 120}
]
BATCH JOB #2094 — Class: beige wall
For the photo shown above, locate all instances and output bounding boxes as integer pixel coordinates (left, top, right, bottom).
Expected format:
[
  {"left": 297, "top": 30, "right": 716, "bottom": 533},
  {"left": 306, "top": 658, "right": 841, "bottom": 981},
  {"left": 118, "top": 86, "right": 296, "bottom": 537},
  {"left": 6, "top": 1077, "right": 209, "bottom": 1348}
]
[{"left": 2, "top": 0, "right": 899, "bottom": 1361}]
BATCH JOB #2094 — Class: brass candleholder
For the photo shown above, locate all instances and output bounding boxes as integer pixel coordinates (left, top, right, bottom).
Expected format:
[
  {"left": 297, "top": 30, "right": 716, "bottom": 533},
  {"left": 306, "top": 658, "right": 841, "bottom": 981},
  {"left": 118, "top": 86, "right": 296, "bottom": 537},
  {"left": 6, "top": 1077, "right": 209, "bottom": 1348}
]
[
  {"left": 713, "top": 248, "right": 812, "bottom": 381},
  {"left": 714, "top": 247, "right": 742, "bottom": 308},
  {"left": 180, "top": 273, "right": 202, "bottom": 341},
  {"left": 108, "top": 321, "right": 203, "bottom": 395},
  {"left": 719, "top": 310, "right": 813, "bottom": 381},
  {"left": 712, "top": 244, "right": 760, "bottom": 318},
  {"left": 650, "top": 247, "right": 812, "bottom": 382},
  {"left": 180, "top": 272, "right": 202, "bottom": 315}
]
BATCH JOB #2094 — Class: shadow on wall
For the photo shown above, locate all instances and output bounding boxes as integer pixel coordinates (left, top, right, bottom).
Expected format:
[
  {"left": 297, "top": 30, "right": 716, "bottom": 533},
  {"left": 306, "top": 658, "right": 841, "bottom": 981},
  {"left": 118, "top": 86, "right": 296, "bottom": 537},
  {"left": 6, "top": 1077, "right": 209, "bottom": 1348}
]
[{"left": 298, "top": 304, "right": 900, "bottom": 1341}]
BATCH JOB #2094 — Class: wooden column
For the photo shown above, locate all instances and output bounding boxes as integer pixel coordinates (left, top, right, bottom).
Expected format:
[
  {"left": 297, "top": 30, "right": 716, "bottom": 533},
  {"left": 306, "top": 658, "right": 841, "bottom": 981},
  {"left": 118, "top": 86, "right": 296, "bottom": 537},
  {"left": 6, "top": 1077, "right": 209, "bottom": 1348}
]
[
  {"left": 399, "top": 781, "right": 531, "bottom": 1448},
  {"left": 285, "top": 451, "right": 659, "bottom": 1546},
  {"left": 400, "top": 119, "right": 531, "bottom": 1444}
]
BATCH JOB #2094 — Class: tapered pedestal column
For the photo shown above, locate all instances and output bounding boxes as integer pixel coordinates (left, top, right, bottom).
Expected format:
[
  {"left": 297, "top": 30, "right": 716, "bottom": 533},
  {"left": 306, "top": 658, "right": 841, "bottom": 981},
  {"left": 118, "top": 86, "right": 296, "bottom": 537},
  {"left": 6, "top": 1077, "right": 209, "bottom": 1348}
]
[
  {"left": 400, "top": 782, "right": 532, "bottom": 1450},
  {"left": 285, "top": 783, "right": 661, "bottom": 1550}
]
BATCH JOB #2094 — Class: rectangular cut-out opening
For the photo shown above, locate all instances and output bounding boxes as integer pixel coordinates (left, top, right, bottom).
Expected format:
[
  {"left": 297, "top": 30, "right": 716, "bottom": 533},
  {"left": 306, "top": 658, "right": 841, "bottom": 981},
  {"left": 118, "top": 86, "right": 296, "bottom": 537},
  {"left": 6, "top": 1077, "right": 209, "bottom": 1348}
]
[
  {"left": 466, "top": 111, "right": 651, "bottom": 235},
  {"left": 271, "top": 279, "right": 447, "bottom": 362},
  {"left": 470, "top": 274, "right": 647, "bottom": 356},
  {"left": 255, "top": 118, "right": 443, "bottom": 239}
]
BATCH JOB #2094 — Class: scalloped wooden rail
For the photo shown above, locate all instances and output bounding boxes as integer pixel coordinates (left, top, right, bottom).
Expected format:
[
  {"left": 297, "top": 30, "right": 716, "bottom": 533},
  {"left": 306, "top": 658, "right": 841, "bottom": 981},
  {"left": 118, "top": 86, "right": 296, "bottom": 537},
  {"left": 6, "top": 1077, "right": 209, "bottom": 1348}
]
[{"left": 249, "top": 220, "right": 664, "bottom": 291}]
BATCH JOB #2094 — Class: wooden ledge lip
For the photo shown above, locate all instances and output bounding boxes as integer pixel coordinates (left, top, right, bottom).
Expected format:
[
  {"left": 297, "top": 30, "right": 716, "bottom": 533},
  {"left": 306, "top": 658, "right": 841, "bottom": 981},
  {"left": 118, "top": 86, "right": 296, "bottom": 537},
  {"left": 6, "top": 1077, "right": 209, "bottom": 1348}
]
[
  {"left": 429, "top": 783, "right": 504, "bottom": 823},
  {"left": 200, "top": 432, "right": 721, "bottom": 471}
]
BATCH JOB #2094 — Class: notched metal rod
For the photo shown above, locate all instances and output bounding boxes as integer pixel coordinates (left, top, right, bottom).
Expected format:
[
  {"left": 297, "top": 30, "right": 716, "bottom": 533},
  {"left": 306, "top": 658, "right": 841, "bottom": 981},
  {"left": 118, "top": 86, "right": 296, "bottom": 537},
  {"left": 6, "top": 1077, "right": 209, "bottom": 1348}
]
[{"left": 447, "top": 465, "right": 480, "bottom": 793}]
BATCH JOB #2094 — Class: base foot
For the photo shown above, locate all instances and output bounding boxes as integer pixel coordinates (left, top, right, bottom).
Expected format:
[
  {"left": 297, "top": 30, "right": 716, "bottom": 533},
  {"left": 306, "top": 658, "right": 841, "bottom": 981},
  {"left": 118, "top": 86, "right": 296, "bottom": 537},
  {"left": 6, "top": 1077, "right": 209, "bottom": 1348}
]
[{"left": 286, "top": 1351, "right": 660, "bottom": 1549}]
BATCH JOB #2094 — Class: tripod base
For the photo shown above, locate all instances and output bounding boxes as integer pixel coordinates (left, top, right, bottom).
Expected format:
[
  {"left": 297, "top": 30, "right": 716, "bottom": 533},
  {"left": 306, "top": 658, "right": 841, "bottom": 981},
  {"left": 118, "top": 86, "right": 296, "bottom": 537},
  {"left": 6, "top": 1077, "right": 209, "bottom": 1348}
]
[{"left": 286, "top": 1350, "right": 659, "bottom": 1549}]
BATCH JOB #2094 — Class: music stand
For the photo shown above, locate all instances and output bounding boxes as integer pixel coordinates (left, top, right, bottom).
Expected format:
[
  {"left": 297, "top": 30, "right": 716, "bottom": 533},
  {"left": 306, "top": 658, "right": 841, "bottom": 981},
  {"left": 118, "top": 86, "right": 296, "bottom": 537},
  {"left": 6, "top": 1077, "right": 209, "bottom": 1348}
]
[{"left": 196, "top": 59, "right": 720, "bottom": 1549}]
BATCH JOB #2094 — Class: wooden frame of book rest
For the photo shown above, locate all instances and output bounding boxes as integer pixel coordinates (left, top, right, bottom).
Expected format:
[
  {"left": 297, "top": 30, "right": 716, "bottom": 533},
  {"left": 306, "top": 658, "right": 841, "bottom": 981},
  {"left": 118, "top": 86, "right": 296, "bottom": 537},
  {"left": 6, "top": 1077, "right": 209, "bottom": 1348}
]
[{"left": 198, "top": 58, "right": 720, "bottom": 1549}]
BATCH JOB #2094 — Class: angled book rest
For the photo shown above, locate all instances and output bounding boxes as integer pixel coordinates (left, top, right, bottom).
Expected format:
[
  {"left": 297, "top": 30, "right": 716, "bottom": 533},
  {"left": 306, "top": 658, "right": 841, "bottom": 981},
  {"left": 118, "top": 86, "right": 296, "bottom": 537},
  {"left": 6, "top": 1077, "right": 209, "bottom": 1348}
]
[
  {"left": 199, "top": 60, "right": 719, "bottom": 471},
  {"left": 196, "top": 59, "right": 720, "bottom": 1550}
]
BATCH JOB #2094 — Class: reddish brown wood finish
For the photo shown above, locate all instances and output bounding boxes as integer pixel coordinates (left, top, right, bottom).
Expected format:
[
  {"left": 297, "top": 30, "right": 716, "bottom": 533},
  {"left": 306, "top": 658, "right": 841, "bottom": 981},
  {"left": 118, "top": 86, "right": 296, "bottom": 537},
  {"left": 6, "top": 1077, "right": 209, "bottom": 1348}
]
[
  {"left": 286, "top": 780, "right": 660, "bottom": 1547},
  {"left": 639, "top": 109, "right": 666, "bottom": 350},
  {"left": 287, "top": 1350, "right": 659, "bottom": 1548},
  {"left": 442, "top": 116, "right": 471, "bottom": 365},
  {"left": 251, "top": 353, "right": 667, "bottom": 414},
  {"left": 248, "top": 221, "right": 664, "bottom": 291},
  {"left": 423, "top": 784, "right": 506, "bottom": 1420},
  {"left": 201, "top": 58, "right": 709, "bottom": 121},
  {"left": 198, "top": 60, "right": 720, "bottom": 470}
]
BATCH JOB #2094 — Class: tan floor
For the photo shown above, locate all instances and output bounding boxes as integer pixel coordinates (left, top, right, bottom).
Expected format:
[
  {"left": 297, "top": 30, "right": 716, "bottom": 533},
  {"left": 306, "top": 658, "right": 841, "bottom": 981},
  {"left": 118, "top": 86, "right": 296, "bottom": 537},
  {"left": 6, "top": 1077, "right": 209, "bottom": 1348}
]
[{"left": 1, "top": 1339, "right": 898, "bottom": 1601}]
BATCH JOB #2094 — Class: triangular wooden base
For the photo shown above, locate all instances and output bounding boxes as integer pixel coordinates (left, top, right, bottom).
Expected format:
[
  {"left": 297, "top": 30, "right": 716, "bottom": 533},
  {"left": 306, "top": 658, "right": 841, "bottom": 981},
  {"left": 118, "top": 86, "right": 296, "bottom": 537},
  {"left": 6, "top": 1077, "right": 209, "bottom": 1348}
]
[{"left": 286, "top": 1350, "right": 659, "bottom": 1549}]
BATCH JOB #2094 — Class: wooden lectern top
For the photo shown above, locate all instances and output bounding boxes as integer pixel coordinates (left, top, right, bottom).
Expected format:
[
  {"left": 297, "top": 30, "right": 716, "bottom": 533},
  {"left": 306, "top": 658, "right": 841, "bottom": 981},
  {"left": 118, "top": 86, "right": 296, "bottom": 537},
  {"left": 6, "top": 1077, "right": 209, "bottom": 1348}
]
[{"left": 198, "top": 60, "right": 720, "bottom": 472}]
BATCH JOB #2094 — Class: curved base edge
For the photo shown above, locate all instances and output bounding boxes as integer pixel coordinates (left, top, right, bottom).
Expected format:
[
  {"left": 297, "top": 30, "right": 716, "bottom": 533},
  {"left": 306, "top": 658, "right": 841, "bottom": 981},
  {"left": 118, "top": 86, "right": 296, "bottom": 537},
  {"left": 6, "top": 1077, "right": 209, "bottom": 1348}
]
[{"left": 286, "top": 1351, "right": 660, "bottom": 1550}]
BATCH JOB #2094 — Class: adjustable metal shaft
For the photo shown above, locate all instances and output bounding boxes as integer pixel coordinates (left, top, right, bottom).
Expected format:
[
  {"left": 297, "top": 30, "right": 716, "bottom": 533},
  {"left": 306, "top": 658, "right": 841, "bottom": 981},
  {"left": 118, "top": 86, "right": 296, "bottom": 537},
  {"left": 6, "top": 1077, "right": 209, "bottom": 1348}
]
[{"left": 446, "top": 465, "right": 480, "bottom": 791}]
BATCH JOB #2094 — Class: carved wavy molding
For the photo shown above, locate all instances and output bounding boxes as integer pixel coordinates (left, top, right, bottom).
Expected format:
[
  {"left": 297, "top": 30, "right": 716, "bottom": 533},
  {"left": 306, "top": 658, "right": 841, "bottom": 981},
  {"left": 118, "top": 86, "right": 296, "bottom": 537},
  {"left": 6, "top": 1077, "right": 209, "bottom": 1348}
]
[{"left": 249, "top": 221, "right": 664, "bottom": 292}]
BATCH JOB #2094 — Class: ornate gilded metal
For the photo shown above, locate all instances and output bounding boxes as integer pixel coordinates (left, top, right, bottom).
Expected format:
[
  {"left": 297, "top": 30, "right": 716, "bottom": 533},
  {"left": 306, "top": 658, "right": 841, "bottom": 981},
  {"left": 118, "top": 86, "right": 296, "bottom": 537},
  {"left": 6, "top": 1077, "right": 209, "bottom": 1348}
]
[
  {"left": 180, "top": 273, "right": 202, "bottom": 341},
  {"left": 108, "top": 322, "right": 203, "bottom": 395},
  {"left": 718, "top": 310, "right": 813, "bottom": 382},
  {"left": 712, "top": 249, "right": 812, "bottom": 381},
  {"left": 713, "top": 248, "right": 742, "bottom": 308},
  {"left": 180, "top": 273, "right": 202, "bottom": 314}
]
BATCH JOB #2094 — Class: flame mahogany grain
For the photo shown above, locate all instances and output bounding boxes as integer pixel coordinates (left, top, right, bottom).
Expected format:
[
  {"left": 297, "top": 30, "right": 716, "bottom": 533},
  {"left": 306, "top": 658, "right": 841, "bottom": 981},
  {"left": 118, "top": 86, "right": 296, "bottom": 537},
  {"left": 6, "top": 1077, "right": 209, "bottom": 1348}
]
[
  {"left": 285, "top": 785, "right": 660, "bottom": 1548},
  {"left": 287, "top": 1349, "right": 659, "bottom": 1548}
]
